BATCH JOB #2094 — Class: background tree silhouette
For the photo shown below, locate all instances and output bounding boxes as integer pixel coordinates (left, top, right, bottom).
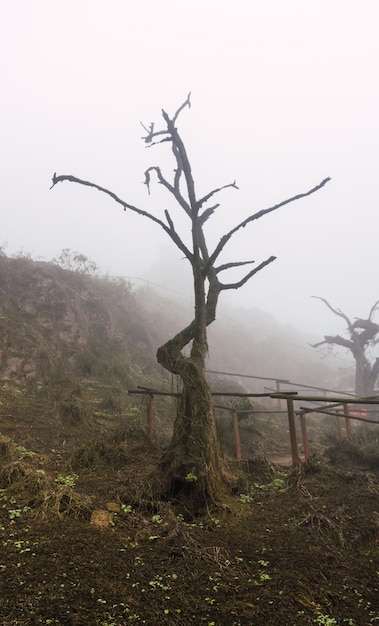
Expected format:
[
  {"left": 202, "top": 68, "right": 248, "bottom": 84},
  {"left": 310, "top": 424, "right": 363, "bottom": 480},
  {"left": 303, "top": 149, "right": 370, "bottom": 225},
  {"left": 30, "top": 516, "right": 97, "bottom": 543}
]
[
  {"left": 51, "top": 95, "right": 330, "bottom": 511},
  {"left": 311, "top": 296, "right": 379, "bottom": 396}
]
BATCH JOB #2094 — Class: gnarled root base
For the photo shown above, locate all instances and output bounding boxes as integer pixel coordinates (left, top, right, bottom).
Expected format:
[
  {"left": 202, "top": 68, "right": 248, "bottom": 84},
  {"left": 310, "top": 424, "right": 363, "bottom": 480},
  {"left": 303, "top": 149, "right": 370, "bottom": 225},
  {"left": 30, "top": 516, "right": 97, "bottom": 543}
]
[{"left": 159, "top": 444, "right": 229, "bottom": 516}]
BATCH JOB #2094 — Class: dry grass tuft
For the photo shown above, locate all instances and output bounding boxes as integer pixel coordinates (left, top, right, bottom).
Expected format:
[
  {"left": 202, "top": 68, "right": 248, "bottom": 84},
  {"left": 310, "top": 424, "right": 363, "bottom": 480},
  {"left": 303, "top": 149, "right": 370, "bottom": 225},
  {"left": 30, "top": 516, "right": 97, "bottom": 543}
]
[
  {"left": 0, "top": 435, "right": 18, "bottom": 463},
  {"left": 34, "top": 485, "right": 93, "bottom": 520},
  {"left": 0, "top": 461, "right": 28, "bottom": 488},
  {"left": 70, "top": 437, "right": 128, "bottom": 470},
  {"left": 59, "top": 387, "right": 92, "bottom": 426}
]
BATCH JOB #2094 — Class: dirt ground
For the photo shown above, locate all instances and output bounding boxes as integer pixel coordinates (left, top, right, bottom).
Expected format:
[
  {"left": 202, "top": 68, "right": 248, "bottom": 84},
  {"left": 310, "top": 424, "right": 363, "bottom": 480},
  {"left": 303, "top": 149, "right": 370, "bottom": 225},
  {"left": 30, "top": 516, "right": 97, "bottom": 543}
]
[{"left": 0, "top": 401, "right": 379, "bottom": 626}]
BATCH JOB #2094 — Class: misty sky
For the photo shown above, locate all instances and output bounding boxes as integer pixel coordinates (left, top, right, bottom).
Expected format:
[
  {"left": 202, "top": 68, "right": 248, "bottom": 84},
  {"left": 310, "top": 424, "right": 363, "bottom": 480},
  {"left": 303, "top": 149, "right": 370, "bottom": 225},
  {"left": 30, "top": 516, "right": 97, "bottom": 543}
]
[{"left": 1, "top": 0, "right": 379, "bottom": 342}]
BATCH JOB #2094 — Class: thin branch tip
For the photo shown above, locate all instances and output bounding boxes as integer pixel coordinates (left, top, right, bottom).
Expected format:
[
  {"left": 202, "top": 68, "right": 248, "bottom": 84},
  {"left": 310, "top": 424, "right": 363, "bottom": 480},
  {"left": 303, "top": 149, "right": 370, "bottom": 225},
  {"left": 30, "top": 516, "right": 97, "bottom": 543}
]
[{"left": 49, "top": 172, "right": 56, "bottom": 189}]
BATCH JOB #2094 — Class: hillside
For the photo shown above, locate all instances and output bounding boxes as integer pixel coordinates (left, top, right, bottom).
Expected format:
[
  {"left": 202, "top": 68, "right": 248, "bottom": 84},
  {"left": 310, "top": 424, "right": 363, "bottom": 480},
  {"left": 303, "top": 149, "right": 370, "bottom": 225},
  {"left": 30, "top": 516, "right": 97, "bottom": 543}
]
[
  {"left": 0, "top": 252, "right": 345, "bottom": 393},
  {"left": 1, "top": 252, "right": 378, "bottom": 625},
  {"left": 0, "top": 253, "right": 161, "bottom": 387}
]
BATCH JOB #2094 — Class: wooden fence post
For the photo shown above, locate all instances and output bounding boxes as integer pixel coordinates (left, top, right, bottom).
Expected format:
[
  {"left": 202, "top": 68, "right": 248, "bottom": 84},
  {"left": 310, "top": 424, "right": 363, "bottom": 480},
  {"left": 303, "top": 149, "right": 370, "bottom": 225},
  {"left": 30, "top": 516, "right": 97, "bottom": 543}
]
[
  {"left": 147, "top": 393, "right": 154, "bottom": 444},
  {"left": 343, "top": 402, "right": 352, "bottom": 439},
  {"left": 299, "top": 413, "right": 310, "bottom": 461},
  {"left": 286, "top": 397, "right": 300, "bottom": 465},
  {"left": 276, "top": 380, "right": 281, "bottom": 409},
  {"left": 232, "top": 411, "right": 242, "bottom": 460},
  {"left": 336, "top": 409, "right": 344, "bottom": 440}
]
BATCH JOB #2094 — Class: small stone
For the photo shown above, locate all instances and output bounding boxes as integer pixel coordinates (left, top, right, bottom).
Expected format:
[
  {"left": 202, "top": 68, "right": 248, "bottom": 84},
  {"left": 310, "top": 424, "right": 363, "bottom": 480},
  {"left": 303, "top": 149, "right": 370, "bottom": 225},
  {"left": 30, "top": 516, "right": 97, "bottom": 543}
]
[
  {"left": 90, "top": 509, "right": 113, "bottom": 528},
  {"left": 106, "top": 501, "right": 120, "bottom": 512}
]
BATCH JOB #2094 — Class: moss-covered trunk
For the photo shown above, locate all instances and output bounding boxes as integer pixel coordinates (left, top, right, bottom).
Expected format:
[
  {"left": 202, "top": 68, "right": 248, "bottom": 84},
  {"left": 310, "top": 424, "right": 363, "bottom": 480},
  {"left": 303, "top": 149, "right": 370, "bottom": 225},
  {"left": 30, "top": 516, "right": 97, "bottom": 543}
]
[
  {"left": 157, "top": 268, "right": 226, "bottom": 512},
  {"left": 159, "top": 358, "right": 224, "bottom": 510}
]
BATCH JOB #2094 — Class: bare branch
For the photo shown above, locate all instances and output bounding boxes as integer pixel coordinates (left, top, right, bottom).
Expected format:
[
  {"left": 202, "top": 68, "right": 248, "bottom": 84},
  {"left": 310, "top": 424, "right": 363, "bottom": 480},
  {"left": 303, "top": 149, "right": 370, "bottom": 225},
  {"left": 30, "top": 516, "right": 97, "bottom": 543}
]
[
  {"left": 141, "top": 94, "right": 190, "bottom": 149},
  {"left": 311, "top": 296, "right": 352, "bottom": 328},
  {"left": 145, "top": 136, "right": 173, "bottom": 148},
  {"left": 143, "top": 166, "right": 191, "bottom": 215},
  {"left": 174, "top": 163, "right": 182, "bottom": 195},
  {"left": 196, "top": 181, "right": 239, "bottom": 211},
  {"left": 140, "top": 121, "right": 153, "bottom": 135},
  {"left": 219, "top": 256, "right": 277, "bottom": 291},
  {"left": 369, "top": 300, "right": 379, "bottom": 321},
  {"left": 164, "top": 210, "right": 193, "bottom": 261},
  {"left": 162, "top": 109, "right": 197, "bottom": 209},
  {"left": 143, "top": 169, "right": 152, "bottom": 195},
  {"left": 310, "top": 339, "right": 329, "bottom": 349},
  {"left": 141, "top": 123, "right": 169, "bottom": 144},
  {"left": 214, "top": 259, "right": 256, "bottom": 274},
  {"left": 141, "top": 101, "right": 197, "bottom": 213},
  {"left": 310, "top": 335, "right": 354, "bottom": 350},
  {"left": 50, "top": 173, "right": 191, "bottom": 258},
  {"left": 199, "top": 204, "right": 220, "bottom": 226},
  {"left": 350, "top": 319, "right": 379, "bottom": 346},
  {"left": 172, "top": 92, "right": 191, "bottom": 123},
  {"left": 206, "top": 177, "right": 331, "bottom": 271},
  {"left": 351, "top": 318, "right": 379, "bottom": 332}
]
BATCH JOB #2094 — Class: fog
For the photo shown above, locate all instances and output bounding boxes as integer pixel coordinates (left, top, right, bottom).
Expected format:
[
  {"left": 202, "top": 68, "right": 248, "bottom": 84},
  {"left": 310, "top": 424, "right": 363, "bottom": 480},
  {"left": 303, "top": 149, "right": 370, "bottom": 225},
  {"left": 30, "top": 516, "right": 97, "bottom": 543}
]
[{"left": 1, "top": 1, "right": 378, "bottom": 344}]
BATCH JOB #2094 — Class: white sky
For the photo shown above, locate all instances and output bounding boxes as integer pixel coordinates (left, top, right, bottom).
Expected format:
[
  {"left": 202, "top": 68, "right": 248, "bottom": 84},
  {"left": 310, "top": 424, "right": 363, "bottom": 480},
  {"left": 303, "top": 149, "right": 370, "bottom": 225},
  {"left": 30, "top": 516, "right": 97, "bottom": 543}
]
[{"left": 1, "top": 0, "right": 378, "bottom": 340}]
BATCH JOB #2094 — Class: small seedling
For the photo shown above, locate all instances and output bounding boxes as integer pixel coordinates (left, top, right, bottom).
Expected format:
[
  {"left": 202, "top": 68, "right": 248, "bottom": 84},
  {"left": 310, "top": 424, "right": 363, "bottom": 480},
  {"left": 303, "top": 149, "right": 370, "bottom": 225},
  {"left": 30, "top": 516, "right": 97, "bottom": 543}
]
[
  {"left": 238, "top": 493, "right": 253, "bottom": 503},
  {"left": 55, "top": 473, "right": 78, "bottom": 488},
  {"left": 185, "top": 472, "right": 198, "bottom": 483},
  {"left": 314, "top": 614, "right": 337, "bottom": 625},
  {"left": 121, "top": 504, "right": 133, "bottom": 514}
]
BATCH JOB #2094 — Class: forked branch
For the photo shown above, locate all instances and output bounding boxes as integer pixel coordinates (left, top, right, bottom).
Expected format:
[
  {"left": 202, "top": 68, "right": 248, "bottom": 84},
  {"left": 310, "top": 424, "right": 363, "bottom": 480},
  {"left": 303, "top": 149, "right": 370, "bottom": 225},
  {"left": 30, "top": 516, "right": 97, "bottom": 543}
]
[
  {"left": 197, "top": 181, "right": 239, "bottom": 211},
  {"left": 311, "top": 335, "right": 353, "bottom": 350},
  {"left": 311, "top": 296, "right": 352, "bottom": 328},
  {"left": 50, "top": 173, "right": 192, "bottom": 260},
  {"left": 205, "top": 177, "right": 331, "bottom": 273},
  {"left": 214, "top": 259, "right": 256, "bottom": 274},
  {"left": 219, "top": 256, "right": 277, "bottom": 290}
]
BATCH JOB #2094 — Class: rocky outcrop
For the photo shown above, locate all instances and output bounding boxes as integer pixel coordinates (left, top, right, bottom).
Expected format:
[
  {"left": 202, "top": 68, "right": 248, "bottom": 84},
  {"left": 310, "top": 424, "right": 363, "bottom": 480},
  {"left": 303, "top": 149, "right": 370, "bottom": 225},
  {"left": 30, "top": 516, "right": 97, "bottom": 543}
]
[{"left": 0, "top": 253, "right": 155, "bottom": 385}]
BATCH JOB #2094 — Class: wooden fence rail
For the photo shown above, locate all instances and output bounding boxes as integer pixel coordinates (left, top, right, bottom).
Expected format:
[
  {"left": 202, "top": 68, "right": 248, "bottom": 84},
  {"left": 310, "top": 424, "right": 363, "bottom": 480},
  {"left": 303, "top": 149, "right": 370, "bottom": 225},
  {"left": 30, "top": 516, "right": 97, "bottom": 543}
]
[{"left": 127, "top": 388, "right": 379, "bottom": 463}]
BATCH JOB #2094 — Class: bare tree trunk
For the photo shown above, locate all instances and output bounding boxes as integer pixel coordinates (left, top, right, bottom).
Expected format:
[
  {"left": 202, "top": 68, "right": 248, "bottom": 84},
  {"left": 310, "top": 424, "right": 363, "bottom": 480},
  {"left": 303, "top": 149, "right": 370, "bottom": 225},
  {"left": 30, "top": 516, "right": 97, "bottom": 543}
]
[
  {"left": 159, "top": 355, "right": 224, "bottom": 510},
  {"left": 356, "top": 356, "right": 379, "bottom": 396},
  {"left": 157, "top": 266, "right": 226, "bottom": 511}
]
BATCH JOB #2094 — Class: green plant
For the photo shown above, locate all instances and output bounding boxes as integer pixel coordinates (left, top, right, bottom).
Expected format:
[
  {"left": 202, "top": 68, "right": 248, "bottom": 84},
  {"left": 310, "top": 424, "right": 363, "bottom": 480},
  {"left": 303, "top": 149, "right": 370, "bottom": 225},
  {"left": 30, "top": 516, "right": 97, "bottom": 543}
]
[
  {"left": 313, "top": 614, "right": 337, "bottom": 625},
  {"left": 8, "top": 505, "right": 30, "bottom": 522},
  {"left": 257, "top": 559, "right": 271, "bottom": 582},
  {"left": 185, "top": 472, "right": 198, "bottom": 483},
  {"left": 238, "top": 493, "right": 253, "bottom": 503},
  {"left": 148, "top": 575, "right": 171, "bottom": 591},
  {"left": 16, "top": 445, "right": 36, "bottom": 458},
  {"left": 112, "top": 332, "right": 124, "bottom": 343},
  {"left": 270, "top": 478, "right": 288, "bottom": 492},
  {"left": 121, "top": 504, "right": 133, "bottom": 514},
  {"left": 55, "top": 473, "right": 78, "bottom": 488}
]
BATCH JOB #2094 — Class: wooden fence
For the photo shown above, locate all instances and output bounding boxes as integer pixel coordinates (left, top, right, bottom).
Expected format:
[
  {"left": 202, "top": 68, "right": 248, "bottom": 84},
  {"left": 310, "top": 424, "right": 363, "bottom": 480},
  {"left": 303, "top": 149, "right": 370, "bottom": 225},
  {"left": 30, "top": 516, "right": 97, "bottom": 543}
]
[{"left": 128, "top": 387, "right": 379, "bottom": 465}]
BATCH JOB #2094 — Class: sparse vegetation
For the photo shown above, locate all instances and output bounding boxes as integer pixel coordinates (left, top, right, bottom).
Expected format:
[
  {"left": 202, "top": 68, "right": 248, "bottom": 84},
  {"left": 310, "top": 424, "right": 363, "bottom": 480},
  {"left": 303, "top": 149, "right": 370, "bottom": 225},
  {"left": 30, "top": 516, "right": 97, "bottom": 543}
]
[
  {"left": 53, "top": 248, "right": 98, "bottom": 274},
  {"left": 0, "top": 250, "right": 378, "bottom": 624}
]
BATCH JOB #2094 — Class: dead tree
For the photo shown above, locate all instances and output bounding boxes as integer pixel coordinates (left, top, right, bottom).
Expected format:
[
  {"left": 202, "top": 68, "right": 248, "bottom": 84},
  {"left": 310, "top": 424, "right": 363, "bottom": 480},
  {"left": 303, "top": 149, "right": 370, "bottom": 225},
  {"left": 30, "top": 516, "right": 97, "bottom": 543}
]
[
  {"left": 51, "top": 95, "right": 330, "bottom": 511},
  {"left": 311, "top": 297, "right": 379, "bottom": 396}
]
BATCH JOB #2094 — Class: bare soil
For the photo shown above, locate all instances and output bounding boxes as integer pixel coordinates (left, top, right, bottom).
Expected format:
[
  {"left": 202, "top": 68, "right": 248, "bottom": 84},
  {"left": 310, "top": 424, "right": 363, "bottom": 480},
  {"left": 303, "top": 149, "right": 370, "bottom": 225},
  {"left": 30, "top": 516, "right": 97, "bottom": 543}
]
[{"left": 0, "top": 401, "right": 379, "bottom": 626}]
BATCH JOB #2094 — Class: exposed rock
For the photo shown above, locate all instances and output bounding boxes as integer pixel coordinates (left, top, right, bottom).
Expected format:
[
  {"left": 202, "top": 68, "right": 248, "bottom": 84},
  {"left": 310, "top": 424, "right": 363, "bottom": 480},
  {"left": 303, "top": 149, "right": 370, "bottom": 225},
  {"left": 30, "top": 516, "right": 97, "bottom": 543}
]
[{"left": 90, "top": 509, "right": 113, "bottom": 528}]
